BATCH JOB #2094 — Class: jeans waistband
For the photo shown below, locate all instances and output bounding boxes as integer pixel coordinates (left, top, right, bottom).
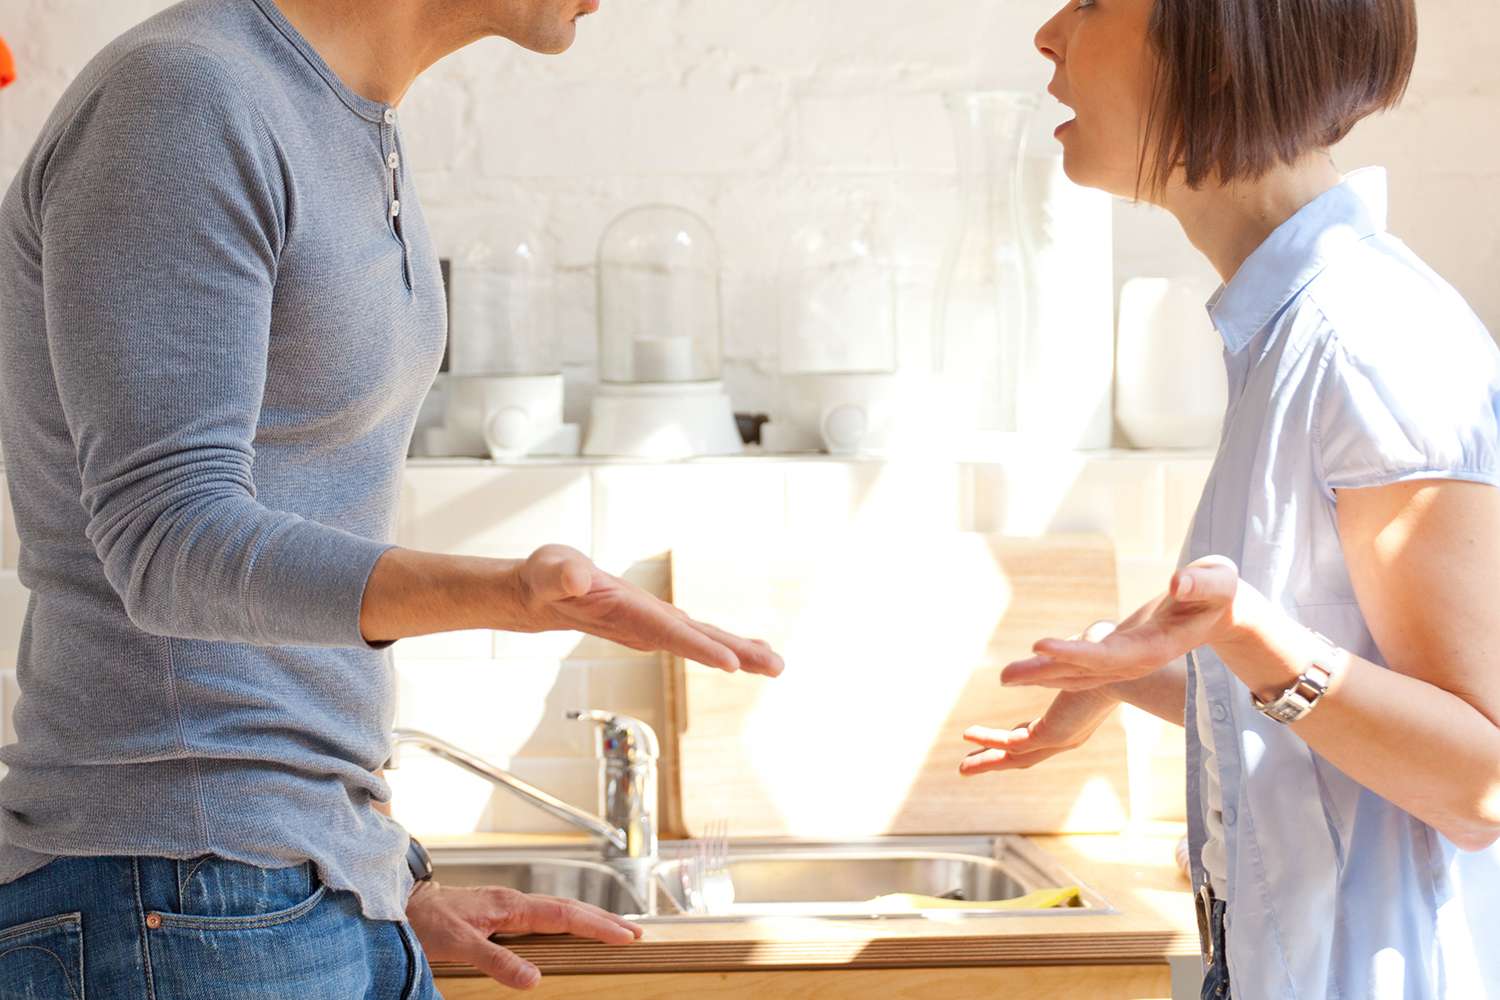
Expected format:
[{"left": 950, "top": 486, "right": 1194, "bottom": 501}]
[{"left": 133, "top": 855, "right": 318, "bottom": 917}]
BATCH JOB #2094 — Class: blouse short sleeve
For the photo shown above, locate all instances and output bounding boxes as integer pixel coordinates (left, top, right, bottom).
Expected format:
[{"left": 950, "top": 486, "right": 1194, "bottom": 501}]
[{"left": 1315, "top": 324, "right": 1500, "bottom": 497}]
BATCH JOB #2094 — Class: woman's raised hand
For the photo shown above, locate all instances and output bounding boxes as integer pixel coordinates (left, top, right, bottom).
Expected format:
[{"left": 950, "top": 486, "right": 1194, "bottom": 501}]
[
  {"left": 960, "top": 620, "right": 1120, "bottom": 777},
  {"left": 998, "top": 556, "right": 1255, "bottom": 692}
]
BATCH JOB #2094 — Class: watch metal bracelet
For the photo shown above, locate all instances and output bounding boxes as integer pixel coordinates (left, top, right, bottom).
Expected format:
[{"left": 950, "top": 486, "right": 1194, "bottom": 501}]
[{"left": 1252, "top": 631, "right": 1343, "bottom": 725}]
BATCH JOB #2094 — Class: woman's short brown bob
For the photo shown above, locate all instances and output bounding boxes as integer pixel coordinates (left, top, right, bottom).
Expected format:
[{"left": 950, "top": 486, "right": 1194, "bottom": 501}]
[{"left": 1140, "top": 0, "right": 1418, "bottom": 196}]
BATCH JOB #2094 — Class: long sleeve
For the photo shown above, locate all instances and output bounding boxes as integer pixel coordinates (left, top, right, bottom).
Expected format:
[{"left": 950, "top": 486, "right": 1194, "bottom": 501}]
[{"left": 37, "top": 43, "right": 392, "bottom": 648}]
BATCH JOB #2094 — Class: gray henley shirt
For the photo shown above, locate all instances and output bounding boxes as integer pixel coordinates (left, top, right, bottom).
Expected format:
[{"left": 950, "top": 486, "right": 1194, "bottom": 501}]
[{"left": 0, "top": 0, "right": 447, "bottom": 921}]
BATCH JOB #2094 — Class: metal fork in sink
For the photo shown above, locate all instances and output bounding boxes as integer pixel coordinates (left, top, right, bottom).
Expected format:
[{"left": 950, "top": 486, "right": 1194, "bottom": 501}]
[{"left": 683, "top": 819, "right": 736, "bottom": 916}]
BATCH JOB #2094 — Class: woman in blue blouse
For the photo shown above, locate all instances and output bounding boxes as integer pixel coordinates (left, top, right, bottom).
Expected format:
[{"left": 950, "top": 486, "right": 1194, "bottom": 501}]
[{"left": 961, "top": 2, "right": 1500, "bottom": 998}]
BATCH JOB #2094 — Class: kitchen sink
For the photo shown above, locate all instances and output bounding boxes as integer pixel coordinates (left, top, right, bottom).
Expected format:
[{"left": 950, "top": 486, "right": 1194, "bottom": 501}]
[
  {"left": 429, "top": 854, "right": 649, "bottom": 916},
  {"left": 428, "top": 835, "right": 1111, "bottom": 922}
]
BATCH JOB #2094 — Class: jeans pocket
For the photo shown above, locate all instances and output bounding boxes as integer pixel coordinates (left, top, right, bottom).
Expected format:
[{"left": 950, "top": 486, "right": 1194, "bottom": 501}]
[
  {"left": 145, "top": 890, "right": 388, "bottom": 1000},
  {"left": 150, "top": 885, "right": 326, "bottom": 932},
  {"left": 0, "top": 912, "right": 84, "bottom": 1000},
  {"left": 152, "top": 857, "right": 325, "bottom": 931}
]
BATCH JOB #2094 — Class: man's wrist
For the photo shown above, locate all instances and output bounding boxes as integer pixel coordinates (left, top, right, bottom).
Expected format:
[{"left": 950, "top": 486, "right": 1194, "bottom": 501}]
[
  {"left": 407, "top": 878, "right": 438, "bottom": 905},
  {"left": 487, "top": 557, "right": 530, "bottom": 631}
]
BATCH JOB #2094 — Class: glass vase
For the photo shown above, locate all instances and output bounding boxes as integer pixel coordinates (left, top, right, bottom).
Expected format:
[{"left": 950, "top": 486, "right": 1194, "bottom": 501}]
[{"left": 932, "top": 91, "right": 1038, "bottom": 435}]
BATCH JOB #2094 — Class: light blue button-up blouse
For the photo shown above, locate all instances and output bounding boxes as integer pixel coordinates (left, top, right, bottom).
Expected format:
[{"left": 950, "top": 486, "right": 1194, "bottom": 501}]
[{"left": 1184, "top": 168, "right": 1500, "bottom": 999}]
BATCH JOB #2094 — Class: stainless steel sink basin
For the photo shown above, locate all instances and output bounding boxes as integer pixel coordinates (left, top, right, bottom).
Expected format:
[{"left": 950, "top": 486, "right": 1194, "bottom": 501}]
[
  {"left": 429, "top": 853, "right": 649, "bottom": 916},
  {"left": 656, "top": 851, "right": 1025, "bottom": 912},
  {"left": 427, "top": 835, "right": 1109, "bottom": 922}
]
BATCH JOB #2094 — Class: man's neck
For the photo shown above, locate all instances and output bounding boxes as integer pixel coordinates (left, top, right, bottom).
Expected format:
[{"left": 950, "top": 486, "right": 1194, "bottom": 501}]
[
  {"left": 1160, "top": 154, "right": 1344, "bottom": 286},
  {"left": 271, "top": 0, "right": 485, "bottom": 105}
]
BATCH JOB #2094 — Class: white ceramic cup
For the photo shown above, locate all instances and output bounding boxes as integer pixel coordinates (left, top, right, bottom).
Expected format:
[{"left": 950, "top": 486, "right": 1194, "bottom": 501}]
[{"left": 443, "top": 374, "right": 566, "bottom": 459}]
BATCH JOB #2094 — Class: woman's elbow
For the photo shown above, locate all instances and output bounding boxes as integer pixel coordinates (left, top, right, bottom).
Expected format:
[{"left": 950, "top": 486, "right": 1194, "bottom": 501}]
[{"left": 1440, "top": 783, "right": 1500, "bottom": 853}]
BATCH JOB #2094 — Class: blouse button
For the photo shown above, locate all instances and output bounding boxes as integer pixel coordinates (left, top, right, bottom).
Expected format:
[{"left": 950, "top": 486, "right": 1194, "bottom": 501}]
[
  {"left": 1224, "top": 807, "right": 1239, "bottom": 827},
  {"left": 1211, "top": 702, "right": 1229, "bottom": 723}
]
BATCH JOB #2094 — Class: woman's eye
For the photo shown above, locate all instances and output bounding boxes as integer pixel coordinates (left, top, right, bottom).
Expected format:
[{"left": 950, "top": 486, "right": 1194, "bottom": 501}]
[{"left": 1074, "top": 0, "right": 1095, "bottom": 8}]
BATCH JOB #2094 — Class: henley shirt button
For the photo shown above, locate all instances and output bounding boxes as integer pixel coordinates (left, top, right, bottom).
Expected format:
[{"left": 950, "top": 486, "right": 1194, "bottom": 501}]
[
  {"left": 1211, "top": 702, "right": 1229, "bottom": 723},
  {"left": 145, "top": 913, "right": 162, "bottom": 929},
  {"left": 390, "top": 200, "right": 401, "bottom": 218},
  {"left": 383, "top": 108, "right": 396, "bottom": 126},
  {"left": 1224, "top": 807, "right": 1238, "bottom": 827},
  {"left": 387, "top": 151, "right": 401, "bottom": 170}
]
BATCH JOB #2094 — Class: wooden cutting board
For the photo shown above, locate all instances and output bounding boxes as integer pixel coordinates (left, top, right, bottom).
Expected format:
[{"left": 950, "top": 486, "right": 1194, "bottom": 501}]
[{"left": 665, "top": 533, "right": 1128, "bottom": 839}]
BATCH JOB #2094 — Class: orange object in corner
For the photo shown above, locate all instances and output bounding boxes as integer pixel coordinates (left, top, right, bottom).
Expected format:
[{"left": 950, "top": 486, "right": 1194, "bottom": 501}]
[{"left": 0, "top": 36, "right": 16, "bottom": 89}]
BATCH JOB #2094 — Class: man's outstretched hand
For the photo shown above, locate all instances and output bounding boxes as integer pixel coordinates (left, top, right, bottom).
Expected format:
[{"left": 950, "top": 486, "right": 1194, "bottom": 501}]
[{"left": 508, "top": 545, "right": 784, "bottom": 677}]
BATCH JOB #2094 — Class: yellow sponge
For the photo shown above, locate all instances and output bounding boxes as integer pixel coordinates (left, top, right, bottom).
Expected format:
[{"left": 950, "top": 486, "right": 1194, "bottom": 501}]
[{"left": 867, "top": 886, "right": 1082, "bottom": 912}]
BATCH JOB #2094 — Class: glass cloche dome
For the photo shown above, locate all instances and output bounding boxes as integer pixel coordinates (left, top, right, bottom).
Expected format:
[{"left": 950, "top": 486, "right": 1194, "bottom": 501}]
[
  {"left": 778, "top": 224, "right": 897, "bottom": 378},
  {"left": 597, "top": 205, "right": 722, "bottom": 385},
  {"left": 584, "top": 204, "right": 741, "bottom": 459},
  {"left": 449, "top": 230, "right": 559, "bottom": 377}
]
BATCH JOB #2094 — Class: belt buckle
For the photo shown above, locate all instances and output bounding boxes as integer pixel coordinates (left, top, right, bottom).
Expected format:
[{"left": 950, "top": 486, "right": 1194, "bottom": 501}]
[{"left": 1195, "top": 883, "right": 1216, "bottom": 966}]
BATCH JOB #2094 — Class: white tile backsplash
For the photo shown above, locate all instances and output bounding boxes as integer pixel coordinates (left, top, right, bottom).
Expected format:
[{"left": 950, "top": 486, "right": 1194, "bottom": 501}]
[
  {"left": 394, "top": 656, "right": 593, "bottom": 761},
  {"left": 784, "top": 459, "right": 964, "bottom": 532},
  {"left": 479, "top": 757, "right": 601, "bottom": 836},
  {"left": 968, "top": 454, "right": 1173, "bottom": 559},
  {"left": 590, "top": 462, "right": 786, "bottom": 569},
  {"left": 396, "top": 464, "right": 592, "bottom": 559}
]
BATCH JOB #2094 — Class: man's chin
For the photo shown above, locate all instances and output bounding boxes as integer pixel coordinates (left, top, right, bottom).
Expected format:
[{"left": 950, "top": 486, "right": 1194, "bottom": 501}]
[{"left": 522, "top": 24, "right": 577, "bottom": 55}]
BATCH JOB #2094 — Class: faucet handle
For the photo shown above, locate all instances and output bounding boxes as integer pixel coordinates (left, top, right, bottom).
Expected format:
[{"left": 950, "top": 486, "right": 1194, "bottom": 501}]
[{"left": 567, "top": 710, "right": 661, "bottom": 762}]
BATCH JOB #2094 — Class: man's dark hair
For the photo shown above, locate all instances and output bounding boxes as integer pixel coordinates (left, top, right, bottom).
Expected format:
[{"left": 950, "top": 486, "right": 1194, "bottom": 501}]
[{"left": 1141, "top": 0, "right": 1418, "bottom": 195}]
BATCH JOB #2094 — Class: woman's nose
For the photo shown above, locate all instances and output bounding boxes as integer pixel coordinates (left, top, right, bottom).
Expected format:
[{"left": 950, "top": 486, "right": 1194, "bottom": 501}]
[{"left": 1035, "top": 6, "right": 1066, "bottom": 64}]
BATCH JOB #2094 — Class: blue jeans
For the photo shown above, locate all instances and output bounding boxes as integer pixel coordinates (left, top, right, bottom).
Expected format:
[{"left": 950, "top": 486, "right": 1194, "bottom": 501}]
[
  {"left": 0, "top": 855, "right": 440, "bottom": 999},
  {"left": 1201, "top": 896, "right": 1231, "bottom": 999}
]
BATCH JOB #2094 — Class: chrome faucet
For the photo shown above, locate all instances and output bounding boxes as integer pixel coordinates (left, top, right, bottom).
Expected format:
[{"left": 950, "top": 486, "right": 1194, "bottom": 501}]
[{"left": 388, "top": 710, "right": 660, "bottom": 900}]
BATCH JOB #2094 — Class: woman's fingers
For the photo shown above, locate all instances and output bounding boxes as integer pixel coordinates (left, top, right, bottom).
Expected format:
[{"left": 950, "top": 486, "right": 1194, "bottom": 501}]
[
  {"left": 1172, "top": 556, "right": 1240, "bottom": 603},
  {"left": 1001, "top": 654, "right": 1121, "bottom": 689},
  {"left": 959, "top": 744, "right": 1068, "bottom": 775},
  {"left": 962, "top": 722, "right": 1036, "bottom": 748}
]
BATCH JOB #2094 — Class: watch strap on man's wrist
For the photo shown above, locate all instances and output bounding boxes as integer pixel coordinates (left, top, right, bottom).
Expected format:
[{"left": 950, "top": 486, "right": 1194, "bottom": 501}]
[{"left": 406, "top": 836, "right": 434, "bottom": 883}]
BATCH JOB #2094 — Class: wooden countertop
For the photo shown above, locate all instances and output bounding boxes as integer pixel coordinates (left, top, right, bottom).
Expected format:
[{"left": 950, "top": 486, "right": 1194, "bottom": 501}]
[{"left": 421, "top": 826, "right": 1197, "bottom": 979}]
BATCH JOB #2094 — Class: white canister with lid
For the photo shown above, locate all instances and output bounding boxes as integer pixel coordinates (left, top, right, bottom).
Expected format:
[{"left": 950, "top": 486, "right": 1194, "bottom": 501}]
[{"left": 1115, "top": 276, "right": 1228, "bottom": 449}]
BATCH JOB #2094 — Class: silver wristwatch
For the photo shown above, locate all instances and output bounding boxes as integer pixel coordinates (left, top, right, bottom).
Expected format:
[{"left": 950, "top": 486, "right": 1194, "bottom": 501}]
[{"left": 1252, "top": 630, "right": 1345, "bottom": 725}]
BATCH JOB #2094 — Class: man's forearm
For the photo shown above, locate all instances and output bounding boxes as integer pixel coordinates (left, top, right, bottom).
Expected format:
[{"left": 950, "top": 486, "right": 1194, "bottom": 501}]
[
  {"left": 359, "top": 548, "right": 524, "bottom": 645},
  {"left": 1108, "top": 658, "right": 1188, "bottom": 726}
]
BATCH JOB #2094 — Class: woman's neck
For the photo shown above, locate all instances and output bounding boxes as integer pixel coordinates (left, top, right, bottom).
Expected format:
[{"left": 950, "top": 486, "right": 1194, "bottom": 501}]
[{"left": 1159, "top": 154, "right": 1345, "bottom": 285}]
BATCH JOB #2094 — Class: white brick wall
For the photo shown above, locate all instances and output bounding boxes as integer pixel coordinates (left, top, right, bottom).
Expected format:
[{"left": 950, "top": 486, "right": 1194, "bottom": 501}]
[{"left": 6, "top": 0, "right": 1495, "bottom": 419}]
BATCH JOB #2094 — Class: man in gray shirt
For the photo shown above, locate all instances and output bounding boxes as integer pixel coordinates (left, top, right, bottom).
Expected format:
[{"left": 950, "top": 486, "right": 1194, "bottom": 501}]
[{"left": 0, "top": 0, "right": 781, "bottom": 994}]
